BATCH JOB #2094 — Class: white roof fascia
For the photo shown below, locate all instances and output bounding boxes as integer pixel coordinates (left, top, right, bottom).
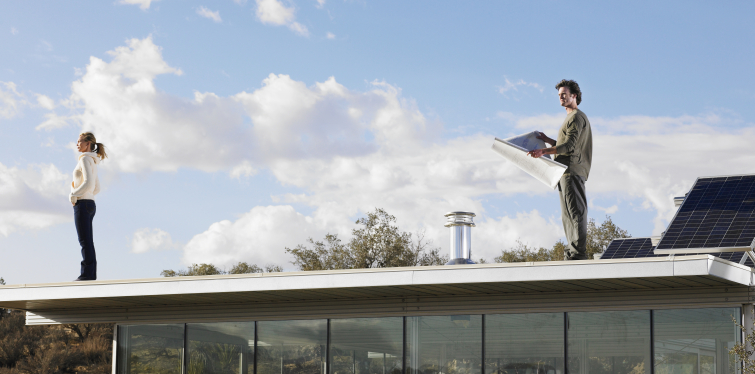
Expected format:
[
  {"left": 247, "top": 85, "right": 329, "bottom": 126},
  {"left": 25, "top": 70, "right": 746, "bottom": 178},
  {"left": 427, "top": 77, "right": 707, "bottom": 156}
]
[{"left": 0, "top": 255, "right": 750, "bottom": 308}]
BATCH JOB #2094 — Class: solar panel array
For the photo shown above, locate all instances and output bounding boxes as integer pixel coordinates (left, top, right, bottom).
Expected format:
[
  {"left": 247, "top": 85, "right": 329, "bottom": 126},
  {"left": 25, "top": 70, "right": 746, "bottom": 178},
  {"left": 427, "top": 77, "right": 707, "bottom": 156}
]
[
  {"left": 600, "top": 237, "right": 754, "bottom": 266},
  {"left": 655, "top": 175, "right": 755, "bottom": 251}
]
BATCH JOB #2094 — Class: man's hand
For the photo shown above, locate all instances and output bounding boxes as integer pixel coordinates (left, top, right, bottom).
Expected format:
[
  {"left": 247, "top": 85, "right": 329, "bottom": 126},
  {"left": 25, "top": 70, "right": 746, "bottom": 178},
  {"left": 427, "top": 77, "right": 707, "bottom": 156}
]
[
  {"left": 535, "top": 131, "right": 556, "bottom": 147},
  {"left": 527, "top": 147, "right": 556, "bottom": 158},
  {"left": 527, "top": 149, "right": 545, "bottom": 158}
]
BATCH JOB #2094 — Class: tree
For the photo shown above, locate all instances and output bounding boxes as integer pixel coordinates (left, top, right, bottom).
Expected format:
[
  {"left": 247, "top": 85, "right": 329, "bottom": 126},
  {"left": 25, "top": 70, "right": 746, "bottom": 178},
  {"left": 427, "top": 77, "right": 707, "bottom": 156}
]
[
  {"left": 161, "top": 262, "right": 282, "bottom": 277},
  {"left": 730, "top": 312, "right": 755, "bottom": 374},
  {"left": 286, "top": 208, "right": 447, "bottom": 271},
  {"left": 495, "top": 215, "right": 630, "bottom": 262},
  {"left": 586, "top": 215, "right": 630, "bottom": 259},
  {"left": 494, "top": 240, "right": 564, "bottom": 263},
  {"left": 230, "top": 262, "right": 283, "bottom": 274}
]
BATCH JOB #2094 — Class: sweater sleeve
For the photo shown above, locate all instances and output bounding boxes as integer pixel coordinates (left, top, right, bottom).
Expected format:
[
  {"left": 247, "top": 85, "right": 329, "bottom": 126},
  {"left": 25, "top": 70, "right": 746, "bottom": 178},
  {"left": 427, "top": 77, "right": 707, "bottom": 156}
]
[
  {"left": 555, "top": 115, "right": 583, "bottom": 155},
  {"left": 70, "top": 157, "right": 95, "bottom": 197}
]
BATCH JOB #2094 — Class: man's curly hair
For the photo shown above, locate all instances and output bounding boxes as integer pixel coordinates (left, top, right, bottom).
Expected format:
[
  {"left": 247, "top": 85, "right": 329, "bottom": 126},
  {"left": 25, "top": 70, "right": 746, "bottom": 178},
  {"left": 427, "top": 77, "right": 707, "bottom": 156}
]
[{"left": 555, "top": 79, "right": 582, "bottom": 105}]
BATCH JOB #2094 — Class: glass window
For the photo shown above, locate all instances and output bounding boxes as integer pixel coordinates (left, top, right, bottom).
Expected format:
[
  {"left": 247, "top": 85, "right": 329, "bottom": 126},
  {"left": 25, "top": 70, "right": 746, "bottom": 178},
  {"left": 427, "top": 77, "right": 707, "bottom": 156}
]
[
  {"left": 406, "top": 315, "right": 482, "bottom": 374},
  {"left": 654, "top": 308, "right": 740, "bottom": 374},
  {"left": 330, "top": 317, "right": 403, "bottom": 374},
  {"left": 567, "top": 311, "right": 650, "bottom": 374},
  {"left": 187, "top": 322, "right": 255, "bottom": 374},
  {"left": 257, "top": 319, "right": 327, "bottom": 374},
  {"left": 486, "top": 313, "right": 564, "bottom": 374},
  {"left": 117, "top": 324, "right": 185, "bottom": 374}
]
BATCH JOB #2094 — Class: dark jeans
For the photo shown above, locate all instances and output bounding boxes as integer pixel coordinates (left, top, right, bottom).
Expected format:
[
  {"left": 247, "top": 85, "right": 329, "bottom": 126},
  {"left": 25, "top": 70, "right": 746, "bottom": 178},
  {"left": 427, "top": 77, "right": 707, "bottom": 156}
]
[
  {"left": 558, "top": 173, "right": 588, "bottom": 260},
  {"left": 74, "top": 199, "right": 97, "bottom": 279}
]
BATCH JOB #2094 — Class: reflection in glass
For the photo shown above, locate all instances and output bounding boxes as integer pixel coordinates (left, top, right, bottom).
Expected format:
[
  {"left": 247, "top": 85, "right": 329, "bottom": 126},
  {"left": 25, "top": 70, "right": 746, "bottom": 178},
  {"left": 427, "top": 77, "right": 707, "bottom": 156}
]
[
  {"left": 117, "top": 324, "right": 185, "bottom": 374},
  {"left": 257, "top": 319, "right": 327, "bottom": 374},
  {"left": 187, "top": 322, "right": 255, "bottom": 374},
  {"left": 406, "top": 315, "right": 482, "bottom": 374},
  {"left": 654, "top": 308, "right": 740, "bottom": 374},
  {"left": 486, "top": 313, "right": 564, "bottom": 374},
  {"left": 330, "top": 317, "right": 403, "bottom": 374},
  {"left": 567, "top": 311, "right": 650, "bottom": 374}
]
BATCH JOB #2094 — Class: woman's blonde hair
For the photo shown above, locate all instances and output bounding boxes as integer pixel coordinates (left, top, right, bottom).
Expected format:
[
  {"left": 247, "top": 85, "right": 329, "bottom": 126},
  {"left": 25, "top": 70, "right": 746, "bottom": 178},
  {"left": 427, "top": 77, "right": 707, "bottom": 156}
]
[{"left": 79, "top": 132, "right": 108, "bottom": 160}]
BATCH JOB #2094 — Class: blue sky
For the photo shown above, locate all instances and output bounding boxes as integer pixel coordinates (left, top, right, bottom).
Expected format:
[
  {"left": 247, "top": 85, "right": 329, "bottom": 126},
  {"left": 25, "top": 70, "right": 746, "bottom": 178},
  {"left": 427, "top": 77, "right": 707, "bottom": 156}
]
[{"left": 1, "top": 0, "right": 753, "bottom": 284}]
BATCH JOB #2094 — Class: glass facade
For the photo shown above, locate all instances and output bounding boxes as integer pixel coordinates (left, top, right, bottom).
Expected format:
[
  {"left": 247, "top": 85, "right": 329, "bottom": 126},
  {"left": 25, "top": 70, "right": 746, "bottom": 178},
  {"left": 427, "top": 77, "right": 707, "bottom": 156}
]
[
  {"left": 116, "top": 308, "right": 741, "bottom": 374},
  {"left": 567, "top": 311, "right": 651, "bottom": 374},
  {"left": 187, "top": 322, "right": 255, "bottom": 374},
  {"left": 486, "top": 313, "right": 564, "bottom": 374},
  {"left": 331, "top": 317, "right": 403, "bottom": 374},
  {"left": 406, "top": 315, "right": 482, "bottom": 374},
  {"left": 654, "top": 308, "right": 741, "bottom": 374},
  {"left": 117, "top": 324, "right": 185, "bottom": 374},
  {"left": 257, "top": 319, "right": 328, "bottom": 374}
]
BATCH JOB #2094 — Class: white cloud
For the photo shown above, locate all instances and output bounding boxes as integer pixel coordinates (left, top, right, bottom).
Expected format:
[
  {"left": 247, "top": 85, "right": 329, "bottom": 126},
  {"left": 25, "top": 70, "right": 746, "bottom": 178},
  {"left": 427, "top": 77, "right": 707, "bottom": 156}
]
[
  {"left": 42, "top": 137, "right": 55, "bottom": 147},
  {"left": 497, "top": 77, "right": 544, "bottom": 98},
  {"left": 183, "top": 205, "right": 322, "bottom": 266},
  {"left": 61, "top": 37, "right": 260, "bottom": 174},
  {"left": 131, "top": 228, "right": 176, "bottom": 253},
  {"left": 0, "top": 162, "right": 70, "bottom": 236},
  {"left": 256, "top": 0, "right": 294, "bottom": 24},
  {"left": 36, "top": 94, "right": 55, "bottom": 110},
  {"left": 590, "top": 199, "right": 619, "bottom": 215},
  {"left": 0, "top": 82, "right": 25, "bottom": 119},
  {"left": 230, "top": 160, "right": 257, "bottom": 179},
  {"left": 255, "top": 0, "right": 309, "bottom": 36},
  {"left": 287, "top": 22, "right": 309, "bottom": 36},
  {"left": 36, "top": 113, "right": 72, "bottom": 131},
  {"left": 54, "top": 37, "right": 431, "bottom": 174},
  {"left": 326, "top": 32, "right": 335, "bottom": 39},
  {"left": 10, "top": 27, "right": 18, "bottom": 35},
  {"left": 119, "top": 0, "right": 156, "bottom": 10},
  {"left": 197, "top": 6, "right": 222, "bottom": 22},
  {"left": 38, "top": 40, "right": 53, "bottom": 52},
  {"left": 476, "top": 210, "right": 564, "bottom": 255},
  {"left": 315, "top": 0, "right": 325, "bottom": 8}
]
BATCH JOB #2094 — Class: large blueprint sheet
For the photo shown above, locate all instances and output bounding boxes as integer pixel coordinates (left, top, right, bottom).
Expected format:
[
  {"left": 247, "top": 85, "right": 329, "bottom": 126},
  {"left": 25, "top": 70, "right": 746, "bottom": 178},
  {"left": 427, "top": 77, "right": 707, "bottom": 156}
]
[{"left": 491, "top": 131, "right": 567, "bottom": 190}]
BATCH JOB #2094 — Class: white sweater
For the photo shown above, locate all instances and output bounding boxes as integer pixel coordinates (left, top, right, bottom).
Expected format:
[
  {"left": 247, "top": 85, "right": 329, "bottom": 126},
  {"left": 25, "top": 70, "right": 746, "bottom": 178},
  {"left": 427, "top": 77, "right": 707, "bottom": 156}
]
[{"left": 69, "top": 152, "right": 101, "bottom": 204}]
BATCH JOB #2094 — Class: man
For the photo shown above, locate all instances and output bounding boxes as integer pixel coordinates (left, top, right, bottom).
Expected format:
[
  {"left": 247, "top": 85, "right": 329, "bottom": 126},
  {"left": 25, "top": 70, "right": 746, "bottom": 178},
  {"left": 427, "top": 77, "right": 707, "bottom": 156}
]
[{"left": 526, "top": 79, "right": 593, "bottom": 260}]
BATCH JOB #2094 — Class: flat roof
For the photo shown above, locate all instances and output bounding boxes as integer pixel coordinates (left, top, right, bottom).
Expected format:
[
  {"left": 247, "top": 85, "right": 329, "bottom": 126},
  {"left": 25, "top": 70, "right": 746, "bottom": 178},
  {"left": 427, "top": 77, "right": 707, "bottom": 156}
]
[{"left": 0, "top": 255, "right": 751, "bottom": 313}]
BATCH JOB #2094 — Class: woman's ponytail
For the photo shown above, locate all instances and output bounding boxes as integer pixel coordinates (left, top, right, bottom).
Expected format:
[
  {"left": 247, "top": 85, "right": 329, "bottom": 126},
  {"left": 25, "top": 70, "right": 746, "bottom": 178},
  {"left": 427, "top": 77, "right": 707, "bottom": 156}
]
[
  {"left": 79, "top": 132, "right": 108, "bottom": 161},
  {"left": 95, "top": 142, "right": 108, "bottom": 160}
]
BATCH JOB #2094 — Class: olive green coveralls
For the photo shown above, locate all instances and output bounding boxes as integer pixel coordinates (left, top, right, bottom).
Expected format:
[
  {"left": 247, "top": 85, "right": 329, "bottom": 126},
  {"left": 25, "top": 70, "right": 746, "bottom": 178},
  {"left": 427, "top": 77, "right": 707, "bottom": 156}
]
[{"left": 554, "top": 109, "right": 593, "bottom": 260}]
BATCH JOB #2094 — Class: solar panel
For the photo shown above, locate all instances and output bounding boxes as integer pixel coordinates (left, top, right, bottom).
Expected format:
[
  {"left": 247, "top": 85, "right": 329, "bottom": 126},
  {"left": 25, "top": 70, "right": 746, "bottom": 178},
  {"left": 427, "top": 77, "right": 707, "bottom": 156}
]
[
  {"left": 600, "top": 237, "right": 754, "bottom": 266},
  {"left": 600, "top": 238, "right": 656, "bottom": 259},
  {"left": 655, "top": 174, "right": 755, "bottom": 254}
]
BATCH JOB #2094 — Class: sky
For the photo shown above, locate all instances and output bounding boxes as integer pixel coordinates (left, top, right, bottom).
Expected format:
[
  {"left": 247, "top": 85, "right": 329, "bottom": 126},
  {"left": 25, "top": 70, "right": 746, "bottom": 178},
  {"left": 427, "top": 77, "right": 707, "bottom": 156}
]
[{"left": 1, "top": 0, "right": 754, "bottom": 284}]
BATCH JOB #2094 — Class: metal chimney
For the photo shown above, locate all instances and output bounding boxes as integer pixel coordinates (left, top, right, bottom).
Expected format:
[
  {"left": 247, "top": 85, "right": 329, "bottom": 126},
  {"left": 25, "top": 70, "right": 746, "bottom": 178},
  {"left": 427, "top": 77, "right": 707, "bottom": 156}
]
[{"left": 445, "top": 212, "right": 476, "bottom": 265}]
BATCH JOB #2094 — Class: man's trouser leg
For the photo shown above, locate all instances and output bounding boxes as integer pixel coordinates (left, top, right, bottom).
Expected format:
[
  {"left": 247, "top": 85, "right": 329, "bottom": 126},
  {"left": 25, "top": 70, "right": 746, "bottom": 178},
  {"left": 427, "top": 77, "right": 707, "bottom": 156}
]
[{"left": 558, "top": 173, "right": 588, "bottom": 260}]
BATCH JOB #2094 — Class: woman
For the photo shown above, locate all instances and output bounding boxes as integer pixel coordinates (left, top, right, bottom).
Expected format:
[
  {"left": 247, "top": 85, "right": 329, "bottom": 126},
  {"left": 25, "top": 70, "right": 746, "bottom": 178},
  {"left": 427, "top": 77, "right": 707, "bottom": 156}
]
[{"left": 70, "top": 132, "right": 107, "bottom": 281}]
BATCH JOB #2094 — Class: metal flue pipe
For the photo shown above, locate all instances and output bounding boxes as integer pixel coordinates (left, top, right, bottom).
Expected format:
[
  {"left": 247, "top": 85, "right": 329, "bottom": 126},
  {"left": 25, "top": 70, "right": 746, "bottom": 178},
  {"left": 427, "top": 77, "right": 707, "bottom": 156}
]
[{"left": 444, "top": 212, "right": 476, "bottom": 265}]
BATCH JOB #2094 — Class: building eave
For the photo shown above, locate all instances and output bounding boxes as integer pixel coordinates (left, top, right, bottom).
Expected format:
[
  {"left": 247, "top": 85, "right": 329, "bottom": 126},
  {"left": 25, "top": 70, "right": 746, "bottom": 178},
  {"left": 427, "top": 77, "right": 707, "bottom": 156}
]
[{"left": 0, "top": 255, "right": 750, "bottom": 314}]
